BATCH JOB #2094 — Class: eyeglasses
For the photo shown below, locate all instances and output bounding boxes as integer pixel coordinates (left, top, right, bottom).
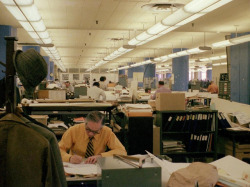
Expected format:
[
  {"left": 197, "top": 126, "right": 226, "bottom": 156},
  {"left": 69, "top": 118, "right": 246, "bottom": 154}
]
[{"left": 85, "top": 124, "right": 102, "bottom": 134}]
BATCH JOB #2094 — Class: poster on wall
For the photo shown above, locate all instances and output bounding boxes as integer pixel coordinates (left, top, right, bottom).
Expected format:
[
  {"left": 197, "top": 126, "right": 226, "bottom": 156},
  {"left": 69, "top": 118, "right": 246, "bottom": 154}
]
[
  {"left": 62, "top": 74, "right": 69, "bottom": 81},
  {"left": 73, "top": 74, "right": 80, "bottom": 80}
]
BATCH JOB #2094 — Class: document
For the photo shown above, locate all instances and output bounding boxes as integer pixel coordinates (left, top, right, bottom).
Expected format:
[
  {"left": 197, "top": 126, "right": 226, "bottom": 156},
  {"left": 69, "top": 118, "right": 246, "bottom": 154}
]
[{"left": 63, "top": 162, "right": 98, "bottom": 176}]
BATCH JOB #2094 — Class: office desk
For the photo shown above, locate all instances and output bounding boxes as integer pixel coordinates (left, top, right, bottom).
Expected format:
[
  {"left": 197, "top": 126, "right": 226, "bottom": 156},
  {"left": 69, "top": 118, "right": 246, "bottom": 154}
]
[
  {"left": 67, "top": 176, "right": 101, "bottom": 187},
  {"left": 22, "top": 102, "right": 116, "bottom": 123},
  {"left": 219, "top": 129, "right": 250, "bottom": 158}
]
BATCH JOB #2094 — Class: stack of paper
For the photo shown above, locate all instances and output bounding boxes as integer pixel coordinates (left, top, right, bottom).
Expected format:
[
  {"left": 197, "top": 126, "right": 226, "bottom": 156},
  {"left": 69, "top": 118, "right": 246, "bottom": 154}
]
[
  {"left": 123, "top": 104, "right": 152, "bottom": 117},
  {"left": 63, "top": 162, "right": 98, "bottom": 176},
  {"left": 210, "top": 155, "right": 250, "bottom": 187},
  {"left": 162, "top": 140, "right": 186, "bottom": 153}
]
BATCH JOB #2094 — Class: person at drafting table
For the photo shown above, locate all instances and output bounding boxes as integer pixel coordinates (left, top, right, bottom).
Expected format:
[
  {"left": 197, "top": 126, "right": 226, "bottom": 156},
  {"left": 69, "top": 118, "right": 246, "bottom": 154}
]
[
  {"left": 59, "top": 111, "right": 127, "bottom": 164},
  {"left": 151, "top": 81, "right": 171, "bottom": 100}
]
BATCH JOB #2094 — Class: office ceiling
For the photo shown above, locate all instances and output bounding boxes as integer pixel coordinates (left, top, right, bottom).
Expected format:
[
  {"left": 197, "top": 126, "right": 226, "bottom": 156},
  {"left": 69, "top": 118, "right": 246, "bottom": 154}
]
[{"left": 0, "top": 0, "right": 249, "bottom": 72}]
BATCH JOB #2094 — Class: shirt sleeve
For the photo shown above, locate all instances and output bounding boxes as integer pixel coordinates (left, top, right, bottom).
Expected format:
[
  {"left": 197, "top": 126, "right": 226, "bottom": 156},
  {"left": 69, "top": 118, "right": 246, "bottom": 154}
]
[
  {"left": 58, "top": 128, "right": 74, "bottom": 162},
  {"left": 101, "top": 131, "right": 127, "bottom": 157},
  {"left": 101, "top": 90, "right": 106, "bottom": 101}
]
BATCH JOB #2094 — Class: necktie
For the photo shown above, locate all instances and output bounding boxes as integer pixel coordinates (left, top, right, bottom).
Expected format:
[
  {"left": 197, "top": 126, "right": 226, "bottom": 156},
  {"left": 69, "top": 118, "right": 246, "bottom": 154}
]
[{"left": 85, "top": 137, "right": 94, "bottom": 158}]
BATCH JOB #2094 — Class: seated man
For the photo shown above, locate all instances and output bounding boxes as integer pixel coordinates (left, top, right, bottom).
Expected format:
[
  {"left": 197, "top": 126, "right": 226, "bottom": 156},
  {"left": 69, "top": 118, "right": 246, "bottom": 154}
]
[
  {"left": 59, "top": 111, "right": 127, "bottom": 164},
  {"left": 207, "top": 81, "right": 218, "bottom": 94},
  {"left": 62, "top": 81, "right": 74, "bottom": 92},
  {"left": 151, "top": 81, "right": 171, "bottom": 100}
]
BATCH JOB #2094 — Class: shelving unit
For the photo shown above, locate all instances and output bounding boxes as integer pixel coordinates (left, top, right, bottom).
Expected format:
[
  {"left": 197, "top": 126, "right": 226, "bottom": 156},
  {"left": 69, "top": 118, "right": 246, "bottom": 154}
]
[{"left": 156, "top": 110, "right": 218, "bottom": 162}]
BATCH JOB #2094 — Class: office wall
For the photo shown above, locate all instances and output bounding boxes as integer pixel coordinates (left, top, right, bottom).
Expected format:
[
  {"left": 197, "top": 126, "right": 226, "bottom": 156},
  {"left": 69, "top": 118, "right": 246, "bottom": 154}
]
[{"left": 212, "top": 65, "right": 227, "bottom": 85}]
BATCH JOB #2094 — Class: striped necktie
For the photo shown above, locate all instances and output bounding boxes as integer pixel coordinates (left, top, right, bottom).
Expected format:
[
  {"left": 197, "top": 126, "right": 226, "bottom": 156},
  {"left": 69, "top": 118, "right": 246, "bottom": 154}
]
[{"left": 85, "top": 137, "right": 94, "bottom": 158}]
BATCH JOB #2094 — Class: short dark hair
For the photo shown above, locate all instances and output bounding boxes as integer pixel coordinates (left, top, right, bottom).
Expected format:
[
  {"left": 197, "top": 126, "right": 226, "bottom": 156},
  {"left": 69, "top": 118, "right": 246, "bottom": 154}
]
[
  {"left": 93, "top": 82, "right": 100, "bottom": 87},
  {"left": 100, "top": 76, "right": 106, "bottom": 81},
  {"left": 145, "top": 88, "right": 151, "bottom": 93},
  {"left": 65, "top": 81, "right": 70, "bottom": 84},
  {"left": 159, "top": 81, "right": 164, "bottom": 85},
  {"left": 85, "top": 111, "right": 105, "bottom": 125}
]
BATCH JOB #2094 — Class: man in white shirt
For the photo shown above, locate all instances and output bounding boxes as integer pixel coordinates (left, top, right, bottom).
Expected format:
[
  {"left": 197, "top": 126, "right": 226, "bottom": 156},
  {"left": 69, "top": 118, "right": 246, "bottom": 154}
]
[
  {"left": 99, "top": 76, "right": 107, "bottom": 91},
  {"left": 88, "top": 82, "right": 106, "bottom": 101}
]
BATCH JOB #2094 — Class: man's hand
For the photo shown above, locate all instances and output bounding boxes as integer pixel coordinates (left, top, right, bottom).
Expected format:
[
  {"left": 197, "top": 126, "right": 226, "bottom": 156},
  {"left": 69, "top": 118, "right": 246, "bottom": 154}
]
[
  {"left": 69, "top": 155, "right": 83, "bottom": 164},
  {"left": 85, "top": 155, "right": 102, "bottom": 164}
]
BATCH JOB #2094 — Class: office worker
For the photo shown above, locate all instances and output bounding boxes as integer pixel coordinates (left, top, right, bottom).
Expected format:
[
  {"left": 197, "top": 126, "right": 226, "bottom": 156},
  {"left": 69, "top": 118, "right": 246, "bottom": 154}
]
[
  {"left": 207, "top": 81, "right": 218, "bottom": 94},
  {"left": 99, "top": 76, "right": 108, "bottom": 90},
  {"left": 62, "top": 81, "right": 74, "bottom": 92},
  {"left": 59, "top": 111, "right": 127, "bottom": 164},
  {"left": 88, "top": 82, "right": 107, "bottom": 101},
  {"left": 151, "top": 81, "right": 171, "bottom": 100}
]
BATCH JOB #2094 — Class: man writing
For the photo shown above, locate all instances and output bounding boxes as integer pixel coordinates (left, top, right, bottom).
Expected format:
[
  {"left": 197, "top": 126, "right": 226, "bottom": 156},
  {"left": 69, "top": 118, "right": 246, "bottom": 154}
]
[
  {"left": 151, "top": 81, "right": 171, "bottom": 100},
  {"left": 59, "top": 111, "right": 126, "bottom": 164}
]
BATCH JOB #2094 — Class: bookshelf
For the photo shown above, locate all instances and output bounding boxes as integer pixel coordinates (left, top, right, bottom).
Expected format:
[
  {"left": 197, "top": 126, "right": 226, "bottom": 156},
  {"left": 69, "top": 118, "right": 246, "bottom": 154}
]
[{"left": 156, "top": 110, "right": 218, "bottom": 162}]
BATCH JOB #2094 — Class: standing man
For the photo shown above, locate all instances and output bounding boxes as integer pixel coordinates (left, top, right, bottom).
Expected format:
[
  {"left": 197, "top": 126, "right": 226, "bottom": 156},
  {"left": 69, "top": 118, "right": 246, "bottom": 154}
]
[
  {"left": 207, "top": 81, "right": 218, "bottom": 94},
  {"left": 99, "top": 76, "right": 107, "bottom": 91},
  {"left": 88, "top": 82, "right": 106, "bottom": 101},
  {"left": 59, "top": 111, "right": 127, "bottom": 164},
  {"left": 151, "top": 81, "right": 171, "bottom": 100}
]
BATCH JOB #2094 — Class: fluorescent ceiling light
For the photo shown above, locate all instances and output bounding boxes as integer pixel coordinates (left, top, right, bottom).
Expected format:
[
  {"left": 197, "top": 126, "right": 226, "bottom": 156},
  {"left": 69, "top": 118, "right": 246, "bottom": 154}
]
[
  {"left": 147, "top": 22, "right": 169, "bottom": 35},
  {"left": 168, "top": 53, "right": 179, "bottom": 58},
  {"left": 184, "top": 0, "right": 219, "bottom": 13},
  {"left": 28, "top": 31, "right": 39, "bottom": 39},
  {"left": 176, "top": 50, "right": 189, "bottom": 56},
  {"left": 128, "top": 38, "right": 140, "bottom": 45},
  {"left": 212, "top": 63, "right": 221, "bottom": 66},
  {"left": 1, "top": 0, "right": 33, "bottom": 6},
  {"left": 220, "top": 55, "right": 227, "bottom": 58},
  {"left": 136, "top": 32, "right": 152, "bottom": 41},
  {"left": 19, "top": 4, "right": 41, "bottom": 21},
  {"left": 200, "top": 58, "right": 210, "bottom": 61},
  {"left": 212, "top": 40, "right": 232, "bottom": 48},
  {"left": 230, "top": 34, "right": 250, "bottom": 44},
  {"left": 19, "top": 21, "right": 34, "bottom": 31},
  {"left": 202, "top": 0, "right": 233, "bottom": 13},
  {"left": 5, "top": 5, "right": 26, "bottom": 21},
  {"left": 162, "top": 8, "right": 191, "bottom": 26},
  {"left": 220, "top": 62, "right": 227, "bottom": 65},
  {"left": 38, "top": 31, "right": 49, "bottom": 39},
  {"left": 210, "top": 56, "right": 221, "bottom": 60},
  {"left": 31, "top": 20, "right": 46, "bottom": 32}
]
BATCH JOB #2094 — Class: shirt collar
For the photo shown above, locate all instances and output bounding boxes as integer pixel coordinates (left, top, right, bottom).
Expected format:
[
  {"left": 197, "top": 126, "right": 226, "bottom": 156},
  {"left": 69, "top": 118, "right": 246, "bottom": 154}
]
[{"left": 83, "top": 123, "right": 101, "bottom": 141}]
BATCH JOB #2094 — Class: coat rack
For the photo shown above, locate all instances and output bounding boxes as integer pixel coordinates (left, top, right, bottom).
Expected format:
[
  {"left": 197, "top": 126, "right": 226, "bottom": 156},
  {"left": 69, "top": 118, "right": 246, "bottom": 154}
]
[{"left": 5, "top": 37, "right": 18, "bottom": 114}]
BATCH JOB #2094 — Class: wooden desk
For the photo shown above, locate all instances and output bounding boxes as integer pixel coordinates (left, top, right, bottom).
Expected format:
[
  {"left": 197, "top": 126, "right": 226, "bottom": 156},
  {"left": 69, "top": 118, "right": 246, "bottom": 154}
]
[
  {"left": 22, "top": 102, "right": 116, "bottom": 123},
  {"left": 67, "top": 175, "right": 101, "bottom": 187},
  {"left": 219, "top": 129, "right": 250, "bottom": 158}
]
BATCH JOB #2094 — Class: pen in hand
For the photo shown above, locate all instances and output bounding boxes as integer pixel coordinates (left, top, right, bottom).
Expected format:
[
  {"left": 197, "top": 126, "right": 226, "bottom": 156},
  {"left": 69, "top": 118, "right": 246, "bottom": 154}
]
[{"left": 69, "top": 151, "right": 83, "bottom": 164}]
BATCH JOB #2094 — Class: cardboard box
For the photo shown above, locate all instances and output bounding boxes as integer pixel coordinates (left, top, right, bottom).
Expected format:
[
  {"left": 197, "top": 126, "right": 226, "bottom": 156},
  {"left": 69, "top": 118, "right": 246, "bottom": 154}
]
[
  {"left": 156, "top": 93, "right": 185, "bottom": 111},
  {"left": 148, "top": 100, "right": 156, "bottom": 110},
  {"left": 153, "top": 126, "right": 160, "bottom": 155},
  {"left": 37, "top": 90, "right": 66, "bottom": 100},
  {"left": 29, "top": 115, "right": 49, "bottom": 126}
]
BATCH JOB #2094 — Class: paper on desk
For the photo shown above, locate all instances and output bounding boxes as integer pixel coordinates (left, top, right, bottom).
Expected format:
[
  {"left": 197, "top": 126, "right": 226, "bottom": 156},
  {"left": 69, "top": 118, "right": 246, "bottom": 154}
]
[
  {"left": 210, "top": 156, "right": 250, "bottom": 187},
  {"left": 63, "top": 162, "right": 98, "bottom": 175}
]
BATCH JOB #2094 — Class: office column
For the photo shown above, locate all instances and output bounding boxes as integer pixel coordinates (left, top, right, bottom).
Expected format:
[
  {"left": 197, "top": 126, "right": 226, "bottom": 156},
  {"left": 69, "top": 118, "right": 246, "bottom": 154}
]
[
  {"left": 143, "top": 61, "right": 156, "bottom": 89},
  {"left": 49, "top": 61, "right": 54, "bottom": 81},
  {"left": 128, "top": 65, "right": 144, "bottom": 87},
  {"left": 0, "top": 25, "right": 17, "bottom": 80},
  {"left": 43, "top": 56, "right": 50, "bottom": 81},
  {"left": 230, "top": 32, "right": 250, "bottom": 104},
  {"left": 172, "top": 48, "right": 189, "bottom": 91},
  {"left": 206, "top": 69, "right": 212, "bottom": 81}
]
